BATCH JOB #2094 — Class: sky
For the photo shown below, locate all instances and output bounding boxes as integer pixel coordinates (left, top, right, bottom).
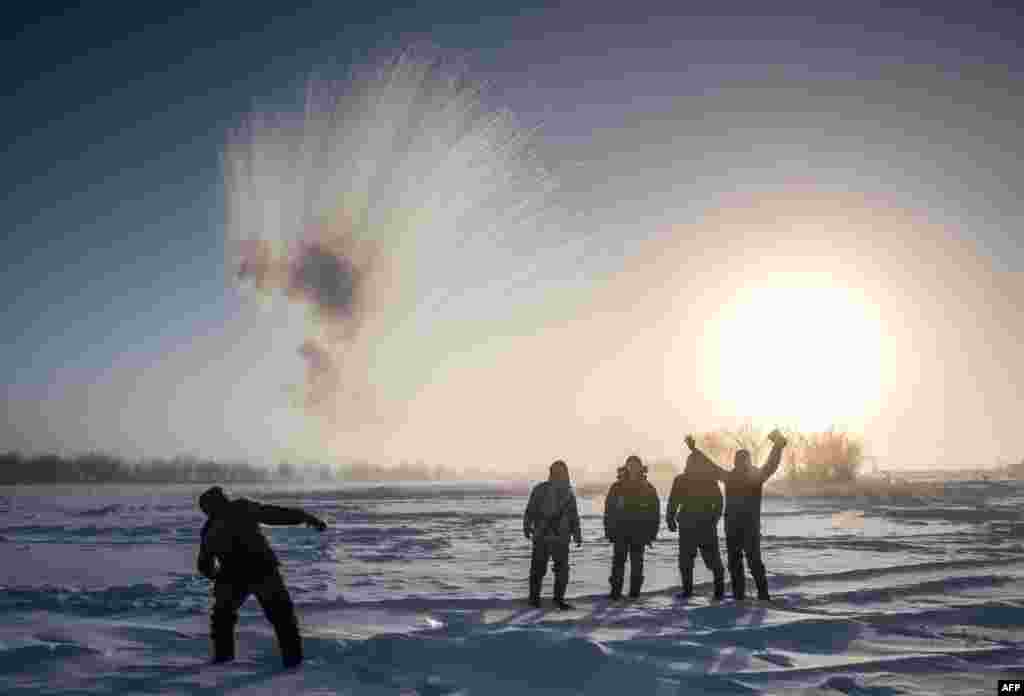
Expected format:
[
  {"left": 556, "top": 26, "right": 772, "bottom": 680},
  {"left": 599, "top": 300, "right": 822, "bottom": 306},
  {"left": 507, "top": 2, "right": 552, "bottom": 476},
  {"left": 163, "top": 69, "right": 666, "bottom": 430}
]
[{"left": 2, "top": 0, "right": 1021, "bottom": 474}]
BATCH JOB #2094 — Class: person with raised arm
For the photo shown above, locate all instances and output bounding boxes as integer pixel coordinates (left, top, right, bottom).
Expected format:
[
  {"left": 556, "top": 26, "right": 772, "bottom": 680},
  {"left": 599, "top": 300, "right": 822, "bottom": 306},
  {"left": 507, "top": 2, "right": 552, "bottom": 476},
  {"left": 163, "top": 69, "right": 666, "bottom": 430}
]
[
  {"left": 683, "top": 430, "right": 788, "bottom": 600},
  {"left": 667, "top": 441, "right": 726, "bottom": 600}
]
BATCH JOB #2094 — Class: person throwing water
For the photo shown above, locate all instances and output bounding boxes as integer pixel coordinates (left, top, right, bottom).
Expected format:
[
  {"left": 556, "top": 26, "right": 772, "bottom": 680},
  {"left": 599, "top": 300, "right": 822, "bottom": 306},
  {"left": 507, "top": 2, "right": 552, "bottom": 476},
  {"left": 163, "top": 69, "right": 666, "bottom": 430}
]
[{"left": 196, "top": 486, "right": 327, "bottom": 668}]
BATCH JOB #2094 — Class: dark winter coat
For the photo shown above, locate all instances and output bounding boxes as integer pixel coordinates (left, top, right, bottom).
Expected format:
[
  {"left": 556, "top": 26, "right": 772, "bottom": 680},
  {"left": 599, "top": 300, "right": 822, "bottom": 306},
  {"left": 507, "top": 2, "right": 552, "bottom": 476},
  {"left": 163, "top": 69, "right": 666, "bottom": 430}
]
[
  {"left": 197, "top": 498, "right": 310, "bottom": 581},
  {"left": 524, "top": 480, "right": 582, "bottom": 544},
  {"left": 604, "top": 477, "right": 660, "bottom": 544},
  {"left": 667, "top": 453, "right": 724, "bottom": 523}
]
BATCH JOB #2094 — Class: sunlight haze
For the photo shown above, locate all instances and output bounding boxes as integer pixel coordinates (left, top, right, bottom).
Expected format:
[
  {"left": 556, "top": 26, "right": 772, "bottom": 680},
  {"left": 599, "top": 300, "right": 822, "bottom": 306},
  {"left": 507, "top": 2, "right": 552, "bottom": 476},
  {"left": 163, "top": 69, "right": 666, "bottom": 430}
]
[{"left": 2, "top": 3, "right": 1021, "bottom": 476}]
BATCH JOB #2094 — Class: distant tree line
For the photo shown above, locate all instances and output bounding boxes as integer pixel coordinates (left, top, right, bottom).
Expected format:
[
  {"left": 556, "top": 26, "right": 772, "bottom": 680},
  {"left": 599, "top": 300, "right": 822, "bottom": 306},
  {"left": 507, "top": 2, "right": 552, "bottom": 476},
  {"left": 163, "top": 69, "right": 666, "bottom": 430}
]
[
  {"left": 0, "top": 452, "right": 275, "bottom": 485},
  {"left": 1007, "top": 458, "right": 1024, "bottom": 479},
  {"left": 0, "top": 451, "right": 502, "bottom": 485}
]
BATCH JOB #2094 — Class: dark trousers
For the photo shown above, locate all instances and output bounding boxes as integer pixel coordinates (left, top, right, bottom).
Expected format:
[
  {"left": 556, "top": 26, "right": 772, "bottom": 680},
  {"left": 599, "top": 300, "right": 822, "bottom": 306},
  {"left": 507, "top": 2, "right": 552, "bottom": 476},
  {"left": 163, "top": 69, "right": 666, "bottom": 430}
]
[
  {"left": 610, "top": 538, "right": 646, "bottom": 596},
  {"left": 211, "top": 568, "right": 302, "bottom": 667},
  {"left": 677, "top": 512, "right": 725, "bottom": 596},
  {"left": 725, "top": 515, "right": 768, "bottom": 599},
  {"left": 529, "top": 538, "right": 570, "bottom": 600}
]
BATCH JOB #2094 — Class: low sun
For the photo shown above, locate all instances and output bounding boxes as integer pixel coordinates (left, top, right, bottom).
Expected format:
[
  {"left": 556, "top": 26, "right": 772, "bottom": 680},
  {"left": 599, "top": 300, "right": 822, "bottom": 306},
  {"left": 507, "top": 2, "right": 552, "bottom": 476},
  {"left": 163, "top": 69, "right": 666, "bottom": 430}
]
[{"left": 709, "top": 283, "right": 882, "bottom": 433}]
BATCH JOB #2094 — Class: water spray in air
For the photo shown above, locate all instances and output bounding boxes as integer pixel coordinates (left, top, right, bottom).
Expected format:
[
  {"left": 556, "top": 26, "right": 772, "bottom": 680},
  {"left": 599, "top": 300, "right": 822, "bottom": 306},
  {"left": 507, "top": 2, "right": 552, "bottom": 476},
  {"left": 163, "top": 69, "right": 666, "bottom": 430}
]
[{"left": 223, "top": 52, "right": 562, "bottom": 426}]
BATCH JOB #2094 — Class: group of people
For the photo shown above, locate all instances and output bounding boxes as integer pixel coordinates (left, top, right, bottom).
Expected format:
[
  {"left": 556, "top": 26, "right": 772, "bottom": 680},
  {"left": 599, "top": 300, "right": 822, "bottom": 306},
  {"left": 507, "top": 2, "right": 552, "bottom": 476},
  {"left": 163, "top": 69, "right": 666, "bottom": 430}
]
[
  {"left": 522, "top": 430, "right": 788, "bottom": 610},
  {"left": 192, "top": 429, "right": 787, "bottom": 667}
]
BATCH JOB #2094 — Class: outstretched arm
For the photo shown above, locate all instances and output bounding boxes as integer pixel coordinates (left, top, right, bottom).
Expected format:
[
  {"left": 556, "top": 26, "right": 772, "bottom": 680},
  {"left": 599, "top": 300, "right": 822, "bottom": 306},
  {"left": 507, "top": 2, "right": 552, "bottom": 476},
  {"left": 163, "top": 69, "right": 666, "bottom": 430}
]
[{"left": 256, "top": 502, "right": 326, "bottom": 530}]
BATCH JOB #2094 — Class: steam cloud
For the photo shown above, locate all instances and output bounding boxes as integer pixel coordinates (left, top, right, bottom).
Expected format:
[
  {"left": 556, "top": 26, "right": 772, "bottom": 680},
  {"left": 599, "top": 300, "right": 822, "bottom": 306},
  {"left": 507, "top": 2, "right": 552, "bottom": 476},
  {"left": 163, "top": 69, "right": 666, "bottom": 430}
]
[{"left": 223, "top": 52, "right": 558, "bottom": 421}]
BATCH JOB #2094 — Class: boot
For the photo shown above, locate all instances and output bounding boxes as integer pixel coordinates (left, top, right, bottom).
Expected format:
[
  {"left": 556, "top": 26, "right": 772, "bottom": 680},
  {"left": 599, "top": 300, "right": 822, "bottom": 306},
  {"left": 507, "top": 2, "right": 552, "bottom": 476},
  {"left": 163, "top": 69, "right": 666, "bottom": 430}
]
[
  {"left": 677, "top": 566, "right": 693, "bottom": 599},
  {"left": 553, "top": 576, "right": 571, "bottom": 610},
  {"left": 211, "top": 641, "right": 235, "bottom": 664},
  {"left": 628, "top": 575, "right": 643, "bottom": 599},
  {"left": 608, "top": 573, "right": 623, "bottom": 600},
  {"left": 265, "top": 602, "right": 303, "bottom": 669},
  {"left": 528, "top": 576, "right": 542, "bottom": 608},
  {"left": 276, "top": 622, "right": 303, "bottom": 669},
  {"left": 730, "top": 570, "right": 745, "bottom": 601},
  {"left": 754, "top": 571, "right": 770, "bottom": 601},
  {"left": 210, "top": 613, "right": 237, "bottom": 664},
  {"left": 712, "top": 573, "right": 725, "bottom": 601}
]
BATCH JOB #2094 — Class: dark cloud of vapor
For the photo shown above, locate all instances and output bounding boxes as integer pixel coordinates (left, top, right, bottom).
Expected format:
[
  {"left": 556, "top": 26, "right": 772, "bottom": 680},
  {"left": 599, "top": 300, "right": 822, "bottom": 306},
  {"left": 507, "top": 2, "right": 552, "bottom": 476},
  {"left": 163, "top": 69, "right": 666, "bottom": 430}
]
[
  {"left": 234, "top": 222, "right": 379, "bottom": 409},
  {"left": 223, "top": 52, "right": 557, "bottom": 427},
  {"left": 291, "top": 245, "right": 357, "bottom": 315}
]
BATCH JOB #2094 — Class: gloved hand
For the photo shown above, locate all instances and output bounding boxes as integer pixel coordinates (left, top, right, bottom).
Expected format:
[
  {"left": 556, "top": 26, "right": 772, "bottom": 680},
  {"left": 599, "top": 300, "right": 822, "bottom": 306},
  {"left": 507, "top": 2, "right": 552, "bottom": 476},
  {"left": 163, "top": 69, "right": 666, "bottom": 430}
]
[
  {"left": 197, "top": 556, "right": 216, "bottom": 580},
  {"left": 666, "top": 518, "right": 677, "bottom": 533},
  {"left": 306, "top": 514, "right": 328, "bottom": 532},
  {"left": 646, "top": 540, "right": 655, "bottom": 549}
]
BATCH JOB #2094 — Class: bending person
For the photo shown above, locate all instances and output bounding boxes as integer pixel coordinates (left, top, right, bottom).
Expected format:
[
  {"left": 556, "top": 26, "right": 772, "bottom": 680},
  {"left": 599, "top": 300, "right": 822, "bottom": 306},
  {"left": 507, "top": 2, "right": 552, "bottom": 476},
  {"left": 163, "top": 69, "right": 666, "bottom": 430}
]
[
  {"left": 196, "top": 486, "right": 327, "bottom": 668},
  {"left": 667, "top": 443, "right": 726, "bottom": 600},
  {"left": 684, "top": 430, "right": 787, "bottom": 600},
  {"left": 523, "top": 460, "right": 583, "bottom": 610},
  {"left": 603, "top": 455, "right": 660, "bottom": 599}
]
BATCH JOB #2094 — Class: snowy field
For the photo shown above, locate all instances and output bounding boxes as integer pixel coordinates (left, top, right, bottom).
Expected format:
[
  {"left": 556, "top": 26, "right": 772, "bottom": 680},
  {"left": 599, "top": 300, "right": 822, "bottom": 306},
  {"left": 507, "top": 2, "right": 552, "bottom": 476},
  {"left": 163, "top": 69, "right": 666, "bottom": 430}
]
[{"left": 0, "top": 479, "right": 1022, "bottom": 695}]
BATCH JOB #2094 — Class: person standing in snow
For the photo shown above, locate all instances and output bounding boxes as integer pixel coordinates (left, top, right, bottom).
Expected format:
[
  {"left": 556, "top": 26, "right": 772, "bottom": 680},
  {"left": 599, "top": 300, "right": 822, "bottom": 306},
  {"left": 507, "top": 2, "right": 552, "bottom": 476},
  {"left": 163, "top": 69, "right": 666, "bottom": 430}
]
[
  {"left": 603, "top": 455, "right": 660, "bottom": 599},
  {"left": 683, "top": 429, "right": 788, "bottom": 600},
  {"left": 523, "top": 460, "right": 583, "bottom": 610},
  {"left": 667, "top": 439, "right": 726, "bottom": 600},
  {"left": 196, "top": 486, "right": 327, "bottom": 668}
]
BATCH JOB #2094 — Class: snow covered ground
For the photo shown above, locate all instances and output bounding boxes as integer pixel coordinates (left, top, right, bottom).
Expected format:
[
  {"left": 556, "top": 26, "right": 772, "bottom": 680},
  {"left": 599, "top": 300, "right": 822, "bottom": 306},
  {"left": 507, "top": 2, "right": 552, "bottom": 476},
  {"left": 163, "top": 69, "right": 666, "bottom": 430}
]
[{"left": 1, "top": 479, "right": 1022, "bottom": 694}]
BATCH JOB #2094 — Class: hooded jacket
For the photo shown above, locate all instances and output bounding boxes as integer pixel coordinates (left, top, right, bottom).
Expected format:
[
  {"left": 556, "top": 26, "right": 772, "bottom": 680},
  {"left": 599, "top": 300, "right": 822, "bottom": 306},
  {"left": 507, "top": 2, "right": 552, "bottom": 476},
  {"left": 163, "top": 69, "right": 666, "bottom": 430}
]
[
  {"left": 197, "top": 498, "right": 310, "bottom": 581},
  {"left": 524, "top": 479, "right": 582, "bottom": 543},
  {"left": 603, "top": 475, "right": 660, "bottom": 543}
]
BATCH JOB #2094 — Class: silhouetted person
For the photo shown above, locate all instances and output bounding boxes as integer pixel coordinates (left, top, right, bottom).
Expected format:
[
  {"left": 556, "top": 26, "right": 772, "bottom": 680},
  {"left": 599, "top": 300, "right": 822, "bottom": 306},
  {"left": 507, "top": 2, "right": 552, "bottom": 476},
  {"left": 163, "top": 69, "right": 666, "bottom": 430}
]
[
  {"left": 667, "top": 439, "right": 726, "bottom": 600},
  {"left": 196, "top": 486, "right": 327, "bottom": 668},
  {"left": 523, "top": 460, "right": 583, "bottom": 610},
  {"left": 685, "top": 430, "right": 787, "bottom": 600},
  {"left": 604, "top": 455, "right": 660, "bottom": 599}
]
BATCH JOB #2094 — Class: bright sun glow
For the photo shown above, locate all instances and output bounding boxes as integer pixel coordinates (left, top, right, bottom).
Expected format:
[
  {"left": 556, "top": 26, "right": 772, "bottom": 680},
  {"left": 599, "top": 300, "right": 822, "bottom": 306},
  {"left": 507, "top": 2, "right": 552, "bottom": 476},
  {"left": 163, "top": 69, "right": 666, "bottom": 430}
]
[{"left": 711, "top": 283, "right": 882, "bottom": 433}]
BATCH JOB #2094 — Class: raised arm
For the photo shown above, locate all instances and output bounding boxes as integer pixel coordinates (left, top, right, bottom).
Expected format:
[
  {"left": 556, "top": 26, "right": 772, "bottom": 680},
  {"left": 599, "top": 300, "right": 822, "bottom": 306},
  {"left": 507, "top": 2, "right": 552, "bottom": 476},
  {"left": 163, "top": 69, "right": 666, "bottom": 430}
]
[
  {"left": 758, "top": 432, "right": 788, "bottom": 483},
  {"left": 685, "top": 436, "right": 728, "bottom": 480}
]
